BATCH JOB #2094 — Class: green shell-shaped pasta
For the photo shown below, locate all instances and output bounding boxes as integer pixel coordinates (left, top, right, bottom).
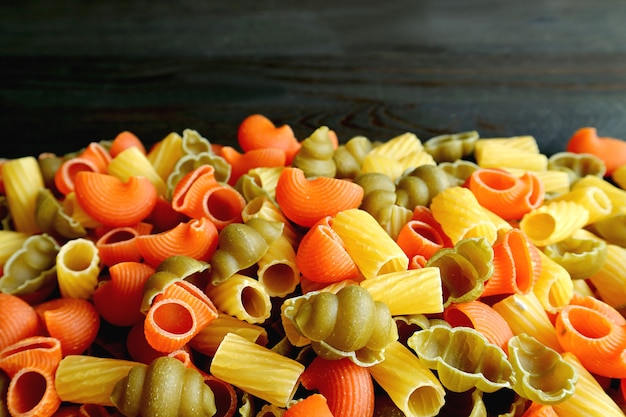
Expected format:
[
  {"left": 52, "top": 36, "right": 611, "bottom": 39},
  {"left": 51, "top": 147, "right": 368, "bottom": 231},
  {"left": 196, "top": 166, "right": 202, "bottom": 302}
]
[
  {"left": 235, "top": 173, "right": 273, "bottom": 203},
  {"left": 166, "top": 151, "right": 231, "bottom": 199},
  {"left": 542, "top": 235, "right": 608, "bottom": 280},
  {"left": 425, "top": 237, "right": 493, "bottom": 307},
  {"left": 439, "top": 159, "right": 480, "bottom": 186},
  {"left": 507, "top": 333, "right": 577, "bottom": 404},
  {"left": 423, "top": 130, "right": 479, "bottom": 163},
  {"left": 209, "top": 218, "right": 283, "bottom": 285},
  {"left": 141, "top": 255, "right": 211, "bottom": 313},
  {"left": 333, "top": 135, "right": 373, "bottom": 179},
  {"left": 395, "top": 164, "right": 457, "bottom": 209},
  {"left": 589, "top": 213, "right": 626, "bottom": 247},
  {"left": 548, "top": 152, "right": 607, "bottom": 183},
  {"left": 291, "top": 126, "right": 337, "bottom": 178},
  {"left": 283, "top": 285, "right": 398, "bottom": 366},
  {"left": 35, "top": 188, "right": 87, "bottom": 239},
  {"left": 181, "top": 128, "right": 213, "bottom": 155},
  {"left": 407, "top": 325, "right": 514, "bottom": 393},
  {"left": 0, "top": 233, "right": 59, "bottom": 295},
  {"left": 110, "top": 356, "right": 217, "bottom": 417}
]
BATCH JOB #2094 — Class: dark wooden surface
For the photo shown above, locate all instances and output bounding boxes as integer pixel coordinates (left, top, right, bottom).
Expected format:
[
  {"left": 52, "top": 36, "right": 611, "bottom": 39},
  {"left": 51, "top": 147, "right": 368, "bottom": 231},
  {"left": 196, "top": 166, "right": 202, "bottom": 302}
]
[{"left": 2, "top": 0, "right": 626, "bottom": 159}]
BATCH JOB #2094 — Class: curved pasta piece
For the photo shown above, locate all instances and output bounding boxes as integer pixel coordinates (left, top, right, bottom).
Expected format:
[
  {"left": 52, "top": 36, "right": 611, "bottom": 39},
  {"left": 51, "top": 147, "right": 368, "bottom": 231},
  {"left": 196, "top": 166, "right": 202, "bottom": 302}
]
[
  {"left": 396, "top": 218, "right": 447, "bottom": 261},
  {"left": 590, "top": 213, "right": 626, "bottom": 247},
  {"left": 613, "top": 162, "right": 626, "bottom": 190},
  {"left": 0, "top": 294, "right": 42, "bottom": 351},
  {"left": 3, "top": 156, "right": 45, "bottom": 234},
  {"left": 0, "top": 336, "right": 62, "bottom": 378},
  {"left": 189, "top": 313, "right": 268, "bottom": 357},
  {"left": 107, "top": 146, "right": 167, "bottom": 197},
  {"left": 519, "top": 201, "right": 589, "bottom": 247},
  {"left": 146, "top": 132, "right": 184, "bottom": 181},
  {"left": 135, "top": 217, "right": 219, "bottom": 268},
  {"left": 542, "top": 234, "right": 607, "bottom": 280},
  {"left": 407, "top": 325, "right": 514, "bottom": 393},
  {"left": 125, "top": 321, "right": 166, "bottom": 365},
  {"left": 241, "top": 195, "right": 300, "bottom": 247},
  {"left": 54, "top": 157, "right": 102, "bottom": 196},
  {"left": 237, "top": 114, "right": 301, "bottom": 164},
  {"left": 521, "top": 402, "right": 559, "bottom": 417},
  {"left": 507, "top": 333, "right": 577, "bottom": 405},
  {"left": 548, "top": 151, "right": 607, "bottom": 182},
  {"left": 56, "top": 238, "right": 101, "bottom": 299},
  {"left": 332, "top": 135, "right": 373, "bottom": 179},
  {"left": 276, "top": 167, "right": 363, "bottom": 227},
  {"left": 78, "top": 142, "right": 112, "bottom": 172},
  {"left": 571, "top": 174, "right": 626, "bottom": 215},
  {"left": 166, "top": 151, "right": 231, "bottom": 199},
  {"left": 423, "top": 130, "right": 479, "bottom": 163},
  {"left": 0, "top": 230, "right": 29, "bottom": 267},
  {"left": 108, "top": 130, "right": 146, "bottom": 157},
  {"left": 202, "top": 374, "right": 238, "bottom": 417},
  {"left": 220, "top": 146, "right": 286, "bottom": 186},
  {"left": 145, "top": 195, "right": 188, "bottom": 234},
  {"left": 205, "top": 274, "right": 272, "bottom": 324},
  {"left": 550, "top": 186, "right": 612, "bottom": 225},
  {"left": 35, "top": 188, "right": 87, "bottom": 239},
  {"left": 35, "top": 298, "right": 100, "bottom": 356},
  {"left": 95, "top": 222, "right": 153, "bottom": 267},
  {"left": 474, "top": 135, "right": 548, "bottom": 171},
  {"left": 566, "top": 127, "right": 626, "bottom": 175},
  {"left": 143, "top": 297, "right": 202, "bottom": 353},
  {"left": 395, "top": 164, "right": 456, "bottom": 208},
  {"left": 291, "top": 126, "right": 337, "bottom": 178},
  {"left": 7, "top": 366, "right": 61, "bottom": 417},
  {"left": 111, "top": 356, "right": 217, "bottom": 417},
  {"left": 589, "top": 244, "right": 626, "bottom": 309},
  {"left": 284, "top": 394, "right": 333, "bottom": 417},
  {"left": 532, "top": 251, "right": 574, "bottom": 315},
  {"left": 74, "top": 171, "right": 157, "bottom": 227}
]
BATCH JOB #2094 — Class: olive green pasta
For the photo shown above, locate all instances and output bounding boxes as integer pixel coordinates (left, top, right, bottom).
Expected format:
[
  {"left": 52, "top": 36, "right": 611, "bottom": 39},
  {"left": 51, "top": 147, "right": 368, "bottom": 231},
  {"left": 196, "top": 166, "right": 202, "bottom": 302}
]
[
  {"left": 0, "top": 197, "right": 12, "bottom": 230},
  {"left": 425, "top": 237, "right": 494, "bottom": 308},
  {"left": 542, "top": 234, "right": 608, "bottom": 280},
  {"left": 438, "top": 159, "right": 480, "bottom": 186},
  {"left": 588, "top": 213, "right": 626, "bottom": 247},
  {"left": 548, "top": 151, "right": 607, "bottom": 183},
  {"left": 291, "top": 126, "right": 337, "bottom": 178},
  {"left": 0, "top": 233, "right": 59, "bottom": 295},
  {"left": 333, "top": 135, "right": 373, "bottom": 179},
  {"left": 282, "top": 285, "right": 398, "bottom": 366},
  {"left": 507, "top": 333, "right": 577, "bottom": 404},
  {"left": 235, "top": 172, "right": 274, "bottom": 203},
  {"left": 407, "top": 325, "right": 514, "bottom": 393},
  {"left": 37, "top": 153, "right": 64, "bottom": 191},
  {"left": 35, "top": 188, "right": 87, "bottom": 239},
  {"left": 395, "top": 164, "right": 457, "bottom": 208},
  {"left": 423, "top": 130, "right": 479, "bottom": 163},
  {"left": 110, "top": 356, "right": 217, "bottom": 417},
  {"left": 180, "top": 128, "right": 213, "bottom": 155}
]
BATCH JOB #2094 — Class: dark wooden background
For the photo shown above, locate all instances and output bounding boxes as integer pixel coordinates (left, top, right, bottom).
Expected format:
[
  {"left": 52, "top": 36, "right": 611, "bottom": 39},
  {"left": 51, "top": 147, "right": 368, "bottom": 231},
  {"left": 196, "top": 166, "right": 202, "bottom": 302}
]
[{"left": 2, "top": 0, "right": 626, "bottom": 159}]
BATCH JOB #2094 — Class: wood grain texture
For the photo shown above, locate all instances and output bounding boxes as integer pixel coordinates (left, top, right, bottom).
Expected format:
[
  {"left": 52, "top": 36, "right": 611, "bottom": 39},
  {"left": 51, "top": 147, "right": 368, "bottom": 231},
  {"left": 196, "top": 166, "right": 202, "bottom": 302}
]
[{"left": 1, "top": 0, "right": 626, "bottom": 158}]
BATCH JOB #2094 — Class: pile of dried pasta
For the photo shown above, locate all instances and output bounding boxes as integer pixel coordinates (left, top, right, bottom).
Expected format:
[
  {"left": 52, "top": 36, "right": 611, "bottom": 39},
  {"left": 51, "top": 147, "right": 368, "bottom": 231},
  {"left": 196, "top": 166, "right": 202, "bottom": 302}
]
[{"left": 1, "top": 114, "right": 626, "bottom": 417}]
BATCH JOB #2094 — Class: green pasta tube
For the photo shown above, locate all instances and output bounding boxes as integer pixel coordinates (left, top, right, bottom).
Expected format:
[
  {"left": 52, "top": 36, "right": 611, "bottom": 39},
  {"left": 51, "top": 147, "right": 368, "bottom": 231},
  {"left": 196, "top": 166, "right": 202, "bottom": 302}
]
[
  {"left": 542, "top": 234, "right": 608, "bottom": 280},
  {"left": 35, "top": 188, "right": 87, "bottom": 239},
  {"left": 291, "top": 126, "right": 337, "bottom": 178},
  {"left": 423, "top": 130, "right": 479, "bottom": 163}
]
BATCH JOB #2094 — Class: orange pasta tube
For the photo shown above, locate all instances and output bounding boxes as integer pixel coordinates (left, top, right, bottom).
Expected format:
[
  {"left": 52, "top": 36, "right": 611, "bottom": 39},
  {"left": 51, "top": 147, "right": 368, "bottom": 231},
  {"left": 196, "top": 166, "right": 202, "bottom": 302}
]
[
  {"left": 275, "top": 167, "right": 364, "bottom": 227},
  {"left": 467, "top": 168, "right": 544, "bottom": 220},
  {"left": 396, "top": 218, "right": 448, "bottom": 261},
  {"left": 300, "top": 356, "right": 374, "bottom": 417},
  {"left": 108, "top": 130, "right": 146, "bottom": 157},
  {"left": 0, "top": 336, "right": 62, "bottom": 378},
  {"left": 220, "top": 146, "right": 286, "bottom": 186},
  {"left": 0, "top": 293, "right": 42, "bottom": 351},
  {"left": 7, "top": 366, "right": 61, "bottom": 417},
  {"left": 95, "top": 222, "right": 153, "bottom": 267},
  {"left": 566, "top": 127, "right": 626, "bottom": 175},
  {"left": 73, "top": 171, "right": 158, "bottom": 227},
  {"left": 284, "top": 394, "right": 334, "bottom": 417},
  {"left": 237, "top": 114, "right": 301, "bottom": 164}
]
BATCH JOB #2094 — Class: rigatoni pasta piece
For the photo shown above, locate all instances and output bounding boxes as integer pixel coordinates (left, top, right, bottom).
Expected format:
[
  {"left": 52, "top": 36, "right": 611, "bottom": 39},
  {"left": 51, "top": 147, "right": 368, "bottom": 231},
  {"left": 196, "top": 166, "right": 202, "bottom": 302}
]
[
  {"left": 206, "top": 274, "right": 272, "bottom": 324},
  {"left": 56, "top": 238, "right": 101, "bottom": 299},
  {"left": 474, "top": 135, "right": 548, "bottom": 171},
  {"left": 107, "top": 146, "right": 167, "bottom": 197},
  {"left": 146, "top": 131, "right": 184, "bottom": 181},
  {"left": 588, "top": 244, "right": 626, "bottom": 309},
  {"left": 571, "top": 174, "right": 626, "bottom": 214},
  {"left": 532, "top": 251, "right": 574, "bottom": 315},
  {"left": 189, "top": 313, "right": 268, "bottom": 357},
  {"left": 549, "top": 185, "right": 612, "bottom": 225},
  {"left": 2, "top": 156, "right": 45, "bottom": 234},
  {"left": 257, "top": 235, "right": 300, "bottom": 297},
  {"left": 519, "top": 200, "right": 589, "bottom": 247},
  {"left": 7, "top": 366, "right": 61, "bottom": 417}
]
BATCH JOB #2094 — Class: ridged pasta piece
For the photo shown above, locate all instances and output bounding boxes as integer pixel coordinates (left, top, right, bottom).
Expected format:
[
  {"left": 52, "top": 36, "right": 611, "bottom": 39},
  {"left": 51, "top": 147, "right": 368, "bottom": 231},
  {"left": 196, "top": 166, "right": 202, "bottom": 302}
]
[
  {"left": 330, "top": 208, "right": 408, "bottom": 279},
  {"left": 202, "top": 374, "right": 238, "bottom": 417},
  {"left": 235, "top": 166, "right": 284, "bottom": 202},
  {"left": 531, "top": 251, "right": 574, "bottom": 315},
  {"left": 612, "top": 163, "right": 626, "bottom": 189},
  {"left": 566, "top": 127, "right": 626, "bottom": 175},
  {"left": 241, "top": 196, "right": 300, "bottom": 248},
  {"left": 188, "top": 313, "right": 268, "bottom": 357},
  {"left": 146, "top": 132, "right": 184, "bottom": 181},
  {"left": 257, "top": 235, "right": 300, "bottom": 297},
  {"left": 521, "top": 402, "right": 559, "bottom": 417},
  {"left": 61, "top": 191, "right": 101, "bottom": 230},
  {"left": 275, "top": 167, "right": 364, "bottom": 227},
  {"left": 407, "top": 325, "right": 514, "bottom": 393},
  {"left": 74, "top": 171, "right": 158, "bottom": 227},
  {"left": 369, "top": 341, "right": 445, "bottom": 417},
  {"left": 143, "top": 297, "right": 203, "bottom": 353},
  {"left": 35, "top": 298, "right": 100, "bottom": 356},
  {"left": 135, "top": 217, "right": 219, "bottom": 268},
  {"left": 360, "top": 267, "right": 443, "bottom": 316},
  {"left": 56, "top": 238, "right": 101, "bottom": 299},
  {"left": 166, "top": 150, "right": 231, "bottom": 199},
  {"left": 590, "top": 213, "right": 626, "bottom": 247},
  {"left": 7, "top": 366, "right": 61, "bottom": 417},
  {"left": 430, "top": 186, "right": 498, "bottom": 245},
  {"left": 332, "top": 135, "right": 373, "bottom": 179},
  {"left": 0, "top": 294, "right": 42, "bottom": 351},
  {"left": 34, "top": 188, "right": 87, "bottom": 239},
  {"left": 291, "top": 126, "right": 337, "bottom": 178},
  {"left": 111, "top": 356, "right": 217, "bottom": 417},
  {"left": 220, "top": 146, "right": 286, "bottom": 186},
  {"left": 542, "top": 234, "right": 608, "bottom": 280},
  {"left": 571, "top": 174, "right": 626, "bottom": 215},
  {"left": 95, "top": 222, "right": 153, "bottom": 267},
  {"left": 519, "top": 200, "right": 589, "bottom": 247},
  {"left": 284, "top": 394, "right": 333, "bottom": 417},
  {"left": 205, "top": 274, "right": 272, "bottom": 324},
  {"left": 3, "top": 156, "right": 45, "bottom": 234},
  {"left": 125, "top": 321, "right": 165, "bottom": 365},
  {"left": 107, "top": 146, "right": 167, "bottom": 197},
  {"left": 548, "top": 151, "right": 607, "bottom": 183},
  {"left": 237, "top": 114, "right": 301, "bottom": 164},
  {"left": 395, "top": 164, "right": 457, "bottom": 208},
  {"left": 474, "top": 135, "right": 548, "bottom": 171},
  {"left": 395, "top": 219, "right": 447, "bottom": 261},
  {"left": 530, "top": 169, "right": 571, "bottom": 196},
  {"left": 54, "top": 156, "right": 101, "bottom": 196},
  {"left": 507, "top": 333, "right": 577, "bottom": 405},
  {"left": 108, "top": 130, "right": 146, "bottom": 157},
  {"left": 80, "top": 142, "right": 112, "bottom": 172},
  {"left": 210, "top": 333, "right": 304, "bottom": 408},
  {"left": 0, "top": 336, "right": 62, "bottom": 378},
  {"left": 423, "top": 130, "right": 479, "bottom": 163},
  {"left": 443, "top": 300, "right": 514, "bottom": 351},
  {"left": 0, "top": 231, "right": 28, "bottom": 266},
  {"left": 549, "top": 186, "right": 612, "bottom": 225},
  {"left": 588, "top": 244, "right": 626, "bottom": 308}
]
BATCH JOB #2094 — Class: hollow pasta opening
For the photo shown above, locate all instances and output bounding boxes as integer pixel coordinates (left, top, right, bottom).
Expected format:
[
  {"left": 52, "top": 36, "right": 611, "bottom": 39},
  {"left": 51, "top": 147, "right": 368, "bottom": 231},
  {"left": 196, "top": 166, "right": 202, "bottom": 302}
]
[
  {"left": 153, "top": 301, "right": 195, "bottom": 335},
  {"left": 10, "top": 370, "right": 47, "bottom": 414}
]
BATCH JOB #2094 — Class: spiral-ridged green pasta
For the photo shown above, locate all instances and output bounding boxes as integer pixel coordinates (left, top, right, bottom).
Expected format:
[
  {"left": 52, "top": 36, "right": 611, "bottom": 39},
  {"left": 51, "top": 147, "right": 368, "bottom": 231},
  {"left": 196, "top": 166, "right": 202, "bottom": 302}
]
[
  {"left": 548, "top": 151, "right": 607, "bottom": 184},
  {"left": 333, "top": 135, "right": 373, "bottom": 179},
  {"left": 395, "top": 164, "right": 457, "bottom": 208},
  {"left": 282, "top": 285, "right": 398, "bottom": 366},
  {"left": 110, "top": 356, "right": 217, "bottom": 417},
  {"left": 588, "top": 213, "right": 626, "bottom": 247},
  {"left": 423, "top": 131, "right": 479, "bottom": 163},
  {"left": 35, "top": 188, "right": 87, "bottom": 239},
  {"left": 292, "top": 126, "right": 337, "bottom": 178},
  {"left": 425, "top": 237, "right": 493, "bottom": 307},
  {"left": 542, "top": 235, "right": 608, "bottom": 280}
]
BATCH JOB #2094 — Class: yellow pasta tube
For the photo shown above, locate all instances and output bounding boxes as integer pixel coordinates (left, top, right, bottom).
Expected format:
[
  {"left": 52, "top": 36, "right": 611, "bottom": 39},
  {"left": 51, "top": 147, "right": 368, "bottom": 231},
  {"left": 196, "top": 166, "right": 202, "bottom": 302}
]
[
  {"left": 146, "top": 131, "right": 184, "bottom": 181},
  {"left": 210, "top": 333, "right": 305, "bottom": 408},
  {"left": 550, "top": 186, "right": 613, "bottom": 224},
  {"left": 107, "top": 146, "right": 168, "bottom": 197},
  {"left": 474, "top": 136, "right": 548, "bottom": 171},
  {"left": 257, "top": 235, "right": 300, "bottom": 298},
  {"left": 330, "top": 208, "right": 409, "bottom": 279},
  {"left": 55, "top": 355, "right": 143, "bottom": 406},
  {"left": 588, "top": 244, "right": 626, "bottom": 309},
  {"left": 398, "top": 150, "right": 436, "bottom": 173},
  {"left": 2, "top": 156, "right": 45, "bottom": 234},
  {"left": 369, "top": 341, "right": 445, "bottom": 417},
  {"left": 0, "top": 230, "right": 29, "bottom": 265},
  {"left": 360, "top": 267, "right": 443, "bottom": 316},
  {"left": 56, "top": 238, "right": 101, "bottom": 299},
  {"left": 205, "top": 273, "right": 272, "bottom": 324},
  {"left": 430, "top": 186, "right": 498, "bottom": 245},
  {"left": 572, "top": 175, "right": 626, "bottom": 214},
  {"left": 519, "top": 201, "right": 589, "bottom": 247},
  {"left": 532, "top": 251, "right": 574, "bottom": 314},
  {"left": 189, "top": 313, "right": 268, "bottom": 357},
  {"left": 361, "top": 154, "right": 405, "bottom": 180}
]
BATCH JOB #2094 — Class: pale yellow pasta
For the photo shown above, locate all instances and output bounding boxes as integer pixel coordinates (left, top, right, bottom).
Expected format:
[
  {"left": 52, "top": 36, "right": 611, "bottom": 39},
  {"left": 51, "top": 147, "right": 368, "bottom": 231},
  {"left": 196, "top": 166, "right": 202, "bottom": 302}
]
[
  {"left": 257, "top": 235, "right": 300, "bottom": 297},
  {"left": 552, "top": 352, "right": 625, "bottom": 417},
  {"left": 359, "top": 267, "right": 443, "bottom": 316},
  {"left": 369, "top": 341, "right": 445, "bottom": 417},
  {"left": 479, "top": 205, "right": 514, "bottom": 234},
  {"left": 210, "top": 333, "right": 305, "bottom": 408},
  {"left": 55, "top": 355, "right": 143, "bottom": 406},
  {"left": 360, "top": 154, "right": 406, "bottom": 180},
  {"left": 399, "top": 150, "right": 436, "bottom": 172},
  {"left": 572, "top": 175, "right": 626, "bottom": 214},
  {"left": 330, "top": 208, "right": 409, "bottom": 279},
  {"left": 62, "top": 191, "right": 101, "bottom": 229},
  {"left": 106, "top": 146, "right": 168, "bottom": 196},
  {"left": 146, "top": 131, "right": 184, "bottom": 181},
  {"left": 532, "top": 251, "right": 574, "bottom": 314},
  {"left": 241, "top": 196, "right": 299, "bottom": 248},
  {"left": 0, "top": 230, "right": 29, "bottom": 265},
  {"left": 429, "top": 186, "right": 498, "bottom": 245},
  {"left": 56, "top": 238, "right": 101, "bottom": 299},
  {"left": 533, "top": 169, "right": 571, "bottom": 195},
  {"left": 368, "top": 132, "right": 424, "bottom": 159},
  {"left": 189, "top": 313, "right": 268, "bottom": 357},
  {"left": 519, "top": 200, "right": 589, "bottom": 247},
  {"left": 612, "top": 163, "right": 626, "bottom": 189},
  {"left": 245, "top": 166, "right": 284, "bottom": 200},
  {"left": 205, "top": 273, "right": 272, "bottom": 324},
  {"left": 2, "top": 156, "right": 45, "bottom": 234},
  {"left": 588, "top": 244, "right": 626, "bottom": 309},
  {"left": 474, "top": 136, "right": 548, "bottom": 171},
  {"left": 492, "top": 292, "right": 562, "bottom": 352},
  {"left": 550, "top": 186, "right": 613, "bottom": 224},
  {"left": 572, "top": 278, "right": 596, "bottom": 298}
]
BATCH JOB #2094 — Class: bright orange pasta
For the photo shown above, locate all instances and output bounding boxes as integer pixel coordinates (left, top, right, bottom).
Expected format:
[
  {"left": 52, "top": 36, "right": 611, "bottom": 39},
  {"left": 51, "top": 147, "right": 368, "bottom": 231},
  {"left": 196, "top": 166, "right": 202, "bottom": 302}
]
[
  {"left": 566, "top": 127, "right": 626, "bottom": 175},
  {"left": 108, "top": 130, "right": 146, "bottom": 157},
  {"left": 396, "top": 218, "right": 448, "bottom": 261},
  {"left": 237, "top": 114, "right": 301, "bottom": 164},
  {"left": 54, "top": 157, "right": 102, "bottom": 196},
  {"left": 0, "top": 336, "right": 62, "bottom": 378},
  {"left": 95, "top": 222, "right": 153, "bottom": 267},
  {"left": 125, "top": 320, "right": 165, "bottom": 365},
  {"left": 6, "top": 366, "right": 61, "bottom": 417},
  {"left": 0, "top": 294, "right": 42, "bottom": 351},
  {"left": 284, "top": 394, "right": 334, "bottom": 417},
  {"left": 219, "top": 146, "right": 286, "bottom": 185},
  {"left": 521, "top": 402, "right": 559, "bottom": 417}
]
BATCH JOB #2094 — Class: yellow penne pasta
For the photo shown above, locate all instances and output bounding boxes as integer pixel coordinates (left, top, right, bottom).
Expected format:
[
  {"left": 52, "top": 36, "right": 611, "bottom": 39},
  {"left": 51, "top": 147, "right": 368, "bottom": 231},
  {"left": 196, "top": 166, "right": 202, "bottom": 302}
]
[
  {"left": 257, "top": 235, "right": 300, "bottom": 298},
  {"left": 205, "top": 273, "right": 272, "bottom": 324},
  {"left": 330, "top": 208, "right": 409, "bottom": 279},
  {"left": 56, "top": 238, "right": 101, "bottom": 299},
  {"left": 532, "top": 250, "right": 574, "bottom": 314},
  {"left": 532, "top": 169, "right": 571, "bottom": 195},
  {"left": 398, "top": 150, "right": 436, "bottom": 173},
  {"left": 146, "top": 131, "right": 184, "bottom": 181},
  {"left": 369, "top": 341, "right": 445, "bottom": 417},
  {"left": 0, "top": 230, "right": 29, "bottom": 265},
  {"left": 588, "top": 244, "right": 626, "bottom": 309},
  {"left": 519, "top": 200, "right": 589, "bottom": 246},
  {"left": 210, "top": 333, "right": 304, "bottom": 408},
  {"left": 2, "top": 156, "right": 45, "bottom": 234},
  {"left": 189, "top": 313, "right": 268, "bottom": 357},
  {"left": 550, "top": 186, "right": 613, "bottom": 224},
  {"left": 360, "top": 267, "right": 443, "bottom": 316},
  {"left": 107, "top": 146, "right": 168, "bottom": 197},
  {"left": 572, "top": 174, "right": 626, "bottom": 214}
]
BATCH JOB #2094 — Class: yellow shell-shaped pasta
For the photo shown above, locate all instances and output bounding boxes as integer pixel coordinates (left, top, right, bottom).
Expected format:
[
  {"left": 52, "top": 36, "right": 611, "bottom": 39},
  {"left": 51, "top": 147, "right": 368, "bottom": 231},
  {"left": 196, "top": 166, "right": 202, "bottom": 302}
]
[
  {"left": 56, "top": 238, "right": 101, "bottom": 299},
  {"left": 520, "top": 200, "right": 589, "bottom": 246}
]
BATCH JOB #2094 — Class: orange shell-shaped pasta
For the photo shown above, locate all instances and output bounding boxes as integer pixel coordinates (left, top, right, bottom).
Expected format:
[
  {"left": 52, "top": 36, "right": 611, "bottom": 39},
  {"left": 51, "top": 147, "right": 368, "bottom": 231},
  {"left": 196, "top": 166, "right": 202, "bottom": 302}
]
[
  {"left": 0, "top": 294, "right": 42, "bottom": 351},
  {"left": 237, "top": 114, "right": 301, "bottom": 164},
  {"left": 153, "top": 280, "right": 219, "bottom": 329},
  {"left": 276, "top": 167, "right": 364, "bottom": 227},
  {"left": 567, "top": 127, "right": 626, "bottom": 175},
  {"left": 296, "top": 216, "right": 360, "bottom": 284},
  {"left": 172, "top": 165, "right": 220, "bottom": 213},
  {"left": 95, "top": 223, "right": 153, "bottom": 267},
  {"left": 125, "top": 320, "right": 165, "bottom": 364},
  {"left": 92, "top": 261, "right": 155, "bottom": 327},
  {"left": 78, "top": 142, "right": 111, "bottom": 173},
  {"left": 135, "top": 217, "right": 219, "bottom": 267},
  {"left": 284, "top": 394, "right": 334, "bottom": 417},
  {"left": 220, "top": 146, "right": 286, "bottom": 186},
  {"left": 35, "top": 298, "right": 100, "bottom": 356},
  {"left": 569, "top": 294, "right": 626, "bottom": 326},
  {"left": 443, "top": 301, "right": 514, "bottom": 351},
  {"left": 521, "top": 402, "right": 559, "bottom": 417},
  {"left": 145, "top": 195, "right": 189, "bottom": 233},
  {"left": 74, "top": 171, "right": 158, "bottom": 227},
  {"left": 7, "top": 366, "right": 62, "bottom": 417},
  {"left": 0, "top": 336, "right": 62, "bottom": 378},
  {"left": 108, "top": 131, "right": 146, "bottom": 157},
  {"left": 411, "top": 205, "right": 454, "bottom": 247},
  {"left": 54, "top": 157, "right": 101, "bottom": 196},
  {"left": 144, "top": 297, "right": 200, "bottom": 353},
  {"left": 396, "top": 219, "right": 447, "bottom": 261}
]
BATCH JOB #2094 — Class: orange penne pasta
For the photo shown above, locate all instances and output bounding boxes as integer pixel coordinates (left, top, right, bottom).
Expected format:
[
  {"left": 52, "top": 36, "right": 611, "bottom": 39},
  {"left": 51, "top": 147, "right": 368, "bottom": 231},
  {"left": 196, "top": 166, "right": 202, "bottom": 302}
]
[
  {"left": 92, "top": 261, "right": 155, "bottom": 327},
  {"left": 295, "top": 216, "right": 361, "bottom": 284},
  {"left": 108, "top": 130, "right": 146, "bottom": 157},
  {"left": 284, "top": 394, "right": 334, "bottom": 417},
  {"left": 34, "top": 298, "right": 100, "bottom": 356},
  {"left": 0, "top": 336, "right": 62, "bottom": 378},
  {"left": 276, "top": 167, "right": 364, "bottom": 227},
  {"left": 0, "top": 293, "right": 42, "bottom": 351},
  {"left": 135, "top": 217, "right": 219, "bottom": 267},
  {"left": 95, "top": 222, "right": 153, "bottom": 267},
  {"left": 73, "top": 171, "right": 158, "bottom": 227},
  {"left": 300, "top": 356, "right": 375, "bottom": 417},
  {"left": 7, "top": 366, "right": 61, "bottom": 417},
  {"left": 219, "top": 146, "right": 286, "bottom": 186},
  {"left": 237, "top": 114, "right": 301, "bottom": 164}
]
